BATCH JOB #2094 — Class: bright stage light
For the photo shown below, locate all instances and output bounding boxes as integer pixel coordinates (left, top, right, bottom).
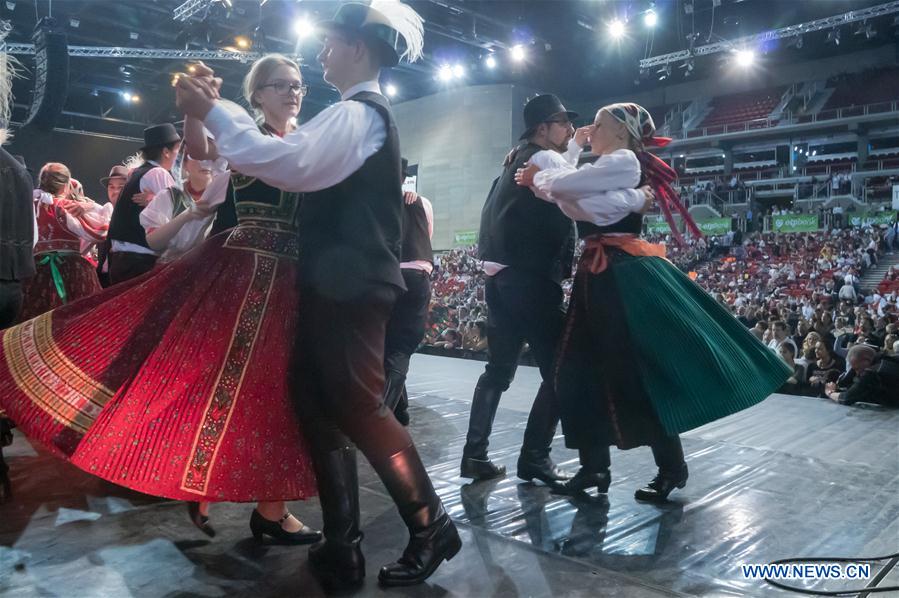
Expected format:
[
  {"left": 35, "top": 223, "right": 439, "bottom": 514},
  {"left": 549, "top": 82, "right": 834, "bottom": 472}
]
[
  {"left": 438, "top": 65, "right": 453, "bottom": 82},
  {"left": 452, "top": 64, "right": 465, "bottom": 78},
  {"left": 735, "top": 49, "right": 755, "bottom": 67},
  {"left": 608, "top": 19, "right": 626, "bottom": 39},
  {"left": 385, "top": 83, "right": 398, "bottom": 97},
  {"left": 644, "top": 10, "right": 658, "bottom": 28},
  {"left": 485, "top": 55, "right": 497, "bottom": 69},
  {"left": 294, "top": 17, "right": 316, "bottom": 39},
  {"left": 511, "top": 44, "right": 526, "bottom": 62}
]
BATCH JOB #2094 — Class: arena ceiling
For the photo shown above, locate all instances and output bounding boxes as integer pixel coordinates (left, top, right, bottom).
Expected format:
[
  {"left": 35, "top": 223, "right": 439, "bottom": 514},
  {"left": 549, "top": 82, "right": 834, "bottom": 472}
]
[{"left": 3, "top": 0, "right": 897, "bottom": 138}]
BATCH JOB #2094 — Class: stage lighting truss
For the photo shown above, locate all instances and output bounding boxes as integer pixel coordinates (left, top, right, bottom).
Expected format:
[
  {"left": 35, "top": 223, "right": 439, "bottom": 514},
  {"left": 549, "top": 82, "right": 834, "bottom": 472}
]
[
  {"left": 173, "top": 0, "right": 225, "bottom": 22},
  {"left": 639, "top": 0, "right": 899, "bottom": 69},
  {"left": 6, "top": 43, "right": 265, "bottom": 62}
]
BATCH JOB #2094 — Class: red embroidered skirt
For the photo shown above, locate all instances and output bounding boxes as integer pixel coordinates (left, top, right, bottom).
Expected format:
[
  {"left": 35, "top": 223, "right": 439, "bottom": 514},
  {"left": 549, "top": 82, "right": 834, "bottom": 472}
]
[
  {"left": 0, "top": 226, "right": 316, "bottom": 502},
  {"left": 18, "top": 252, "right": 102, "bottom": 322}
]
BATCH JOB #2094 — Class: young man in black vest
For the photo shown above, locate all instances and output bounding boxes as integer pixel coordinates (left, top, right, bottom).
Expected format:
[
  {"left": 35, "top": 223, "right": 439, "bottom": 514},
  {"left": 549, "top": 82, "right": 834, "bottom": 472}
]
[
  {"left": 383, "top": 159, "right": 434, "bottom": 426},
  {"left": 177, "top": 1, "right": 460, "bottom": 589},
  {"left": 107, "top": 124, "right": 180, "bottom": 284},
  {"left": 96, "top": 165, "right": 128, "bottom": 287},
  {"left": 461, "top": 94, "right": 583, "bottom": 485}
]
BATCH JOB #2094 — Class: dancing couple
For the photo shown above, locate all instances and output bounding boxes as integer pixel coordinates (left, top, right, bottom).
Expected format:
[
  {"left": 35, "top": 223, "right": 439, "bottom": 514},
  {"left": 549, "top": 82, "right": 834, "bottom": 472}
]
[{"left": 463, "top": 92, "right": 787, "bottom": 503}]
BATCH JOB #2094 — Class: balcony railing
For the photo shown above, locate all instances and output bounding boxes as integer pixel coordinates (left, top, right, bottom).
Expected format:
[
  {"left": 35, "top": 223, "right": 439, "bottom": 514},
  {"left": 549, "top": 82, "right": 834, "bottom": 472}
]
[{"left": 681, "top": 100, "right": 899, "bottom": 139}]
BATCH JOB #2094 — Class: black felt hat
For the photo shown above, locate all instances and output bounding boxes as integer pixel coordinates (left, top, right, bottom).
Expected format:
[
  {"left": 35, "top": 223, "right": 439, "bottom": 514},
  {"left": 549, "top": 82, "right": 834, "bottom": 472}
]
[
  {"left": 520, "top": 94, "right": 578, "bottom": 140},
  {"left": 140, "top": 123, "right": 181, "bottom": 150}
]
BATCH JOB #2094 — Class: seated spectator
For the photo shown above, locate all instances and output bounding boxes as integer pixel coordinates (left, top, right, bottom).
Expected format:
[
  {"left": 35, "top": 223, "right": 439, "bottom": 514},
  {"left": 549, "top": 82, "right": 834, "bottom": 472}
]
[
  {"left": 778, "top": 343, "right": 805, "bottom": 395},
  {"left": 825, "top": 345, "right": 899, "bottom": 407},
  {"left": 767, "top": 320, "right": 798, "bottom": 355},
  {"left": 806, "top": 341, "right": 845, "bottom": 397}
]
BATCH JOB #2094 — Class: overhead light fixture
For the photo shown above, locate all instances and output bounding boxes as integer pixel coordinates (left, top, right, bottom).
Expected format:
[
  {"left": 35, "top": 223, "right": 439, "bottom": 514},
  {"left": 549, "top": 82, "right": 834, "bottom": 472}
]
[
  {"left": 130, "top": 31, "right": 139, "bottom": 40},
  {"left": 485, "top": 54, "right": 497, "bottom": 69},
  {"left": 826, "top": 28, "right": 841, "bottom": 45},
  {"left": 608, "top": 19, "right": 626, "bottom": 40},
  {"left": 657, "top": 64, "right": 671, "bottom": 80},
  {"left": 452, "top": 64, "right": 465, "bottom": 79},
  {"left": 235, "top": 36, "right": 251, "bottom": 49},
  {"left": 644, "top": 9, "right": 658, "bottom": 28},
  {"left": 294, "top": 16, "right": 316, "bottom": 39},
  {"left": 69, "top": 18, "right": 79, "bottom": 28},
  {"left": 734, "top": 49, "right": 755, "bottom": 67},
  {"left": 865, "top": 24, "right": 876, "bottom": 39},
  {"left": 510, "top": 44, "right": 526, "bottom": 62},
  {"left": 438, "top": 64, "right": 453, "bottom": 82}
]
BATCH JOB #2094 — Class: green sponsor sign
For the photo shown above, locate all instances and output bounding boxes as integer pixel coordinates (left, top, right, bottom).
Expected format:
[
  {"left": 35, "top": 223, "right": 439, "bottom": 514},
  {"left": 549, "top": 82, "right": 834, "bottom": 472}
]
[
  {"left": 453, "top": 230, "right": 479, "bottom": 246},
  {"left": 645, "top": 219, "right": 672, "bottom": 234},
  {"left": 772, "top": 214, "right": 819, "bottom": 233},
  {"left": 694, "top": 218, "right": 732, "bottom": 235},
  {"left": 847, "top": 210, "right": 897, "bottom": 228}
]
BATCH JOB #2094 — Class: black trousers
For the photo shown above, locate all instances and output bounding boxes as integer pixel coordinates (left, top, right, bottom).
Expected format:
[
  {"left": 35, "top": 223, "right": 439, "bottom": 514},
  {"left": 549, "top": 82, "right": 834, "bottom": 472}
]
[
  {"left": 383, "top": 269, "right": 432, "bottom": 408},
  {"left": 108, "top": 252, "right": 158, "bottom": 286},
  {"left": 291, "top": 283, "right": 413, "bottom": 461},
  {"left": 463, "top": 267, "right": 566, "bottom": 459},
  {"left": 0, "top": 280, "right": 23, "bottom": 329}
]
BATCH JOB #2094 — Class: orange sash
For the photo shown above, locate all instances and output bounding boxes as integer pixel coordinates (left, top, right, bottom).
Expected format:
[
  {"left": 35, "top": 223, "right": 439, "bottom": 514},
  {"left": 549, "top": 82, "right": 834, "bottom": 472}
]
[{"left": 581, "top": 234, "right": 667, "bottom": 274}]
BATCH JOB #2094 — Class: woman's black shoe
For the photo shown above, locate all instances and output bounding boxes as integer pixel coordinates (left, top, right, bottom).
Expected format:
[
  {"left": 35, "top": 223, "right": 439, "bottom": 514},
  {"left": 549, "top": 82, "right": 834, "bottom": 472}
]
[
  {"left": 187, "top": 502, "right": 216, "bottom": 538},
  {"left": 634, "top": 466, "right": 688, "bottom": 503},
  {"left": 250, "top": 509, "right": 322, "bottom": 545},
  {"left": 554, "top": 468, "right": 611, "bottom": 496}
]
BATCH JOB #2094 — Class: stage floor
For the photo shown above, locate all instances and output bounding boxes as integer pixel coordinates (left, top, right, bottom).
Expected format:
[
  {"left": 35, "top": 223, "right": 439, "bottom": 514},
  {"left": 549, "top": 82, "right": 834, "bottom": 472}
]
[{"left": 1, "top": 354, "right": 897, "bottom": 597}]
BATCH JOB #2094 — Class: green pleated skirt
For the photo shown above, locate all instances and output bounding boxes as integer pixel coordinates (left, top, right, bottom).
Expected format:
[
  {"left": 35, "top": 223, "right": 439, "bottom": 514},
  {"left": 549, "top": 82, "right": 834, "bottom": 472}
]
[{"left": 556, "top": 251, "right": 790, "bottom": 450}]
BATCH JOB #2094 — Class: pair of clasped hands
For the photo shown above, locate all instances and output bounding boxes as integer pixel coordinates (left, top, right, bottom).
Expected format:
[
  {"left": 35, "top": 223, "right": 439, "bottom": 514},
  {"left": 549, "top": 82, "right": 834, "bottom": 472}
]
[
  {"left": 174, "top": 62, "right": 224, "bottom": 121},
  {"left": 513, "top": 124, "right": 655, "bottom": 212}
]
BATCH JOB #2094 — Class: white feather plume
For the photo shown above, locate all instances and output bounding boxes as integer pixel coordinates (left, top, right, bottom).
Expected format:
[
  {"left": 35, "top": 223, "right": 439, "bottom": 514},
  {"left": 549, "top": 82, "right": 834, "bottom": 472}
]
[
  {"left": 370, "top": 0, "right": 425, "bottom": 63},
  {"left": 1, "top": 19, "right": 18, "bottom": 145}
]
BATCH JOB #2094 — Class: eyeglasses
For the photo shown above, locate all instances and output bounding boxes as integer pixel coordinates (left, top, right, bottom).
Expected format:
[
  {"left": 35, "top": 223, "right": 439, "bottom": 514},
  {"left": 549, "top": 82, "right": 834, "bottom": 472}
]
[
  {"left": 258, "top": 80, "right": 308, "bottom": 96},
  {"left": 544, "top": 118, "right": 573, "bottom": 128}
]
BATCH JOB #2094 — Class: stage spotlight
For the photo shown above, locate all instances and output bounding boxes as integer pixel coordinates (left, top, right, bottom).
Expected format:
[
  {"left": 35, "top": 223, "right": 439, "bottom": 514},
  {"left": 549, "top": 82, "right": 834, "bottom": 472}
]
[
  {"left": 511, "top": 44, "right": 526, "bottom": 62},
  {"left": 657, "top": 64, "right": 671, "bottom": 80},
  {"left": 385, "top": 83, "right": 398, "bottom": 97},
  {"left": 130, "top": 31, "right": 139, "bottom": 41},
  {"left": 644, "top": 10, "right": 658, "bottom": 28},
  {"left": 438, "top": 64, "right": 453, "bottom": 82},
  {"left": 294, "top": 16, "right": 316, "bottom": 39},
  {"left": 826, "top": 28, "right": 840, "bottom": 45},
  {"left": 452, "top": 64, "right": 465, "bottom": 78},
  {"left": 735, "top": 49, "right": 755, "bottom": 67},
  {"left": 235, "top": 36, "right": 251, "bottom": 49},
  {"left": 69, "top": 18, "right": 79, "bottom": 28},
  {"left": 131, "top": 94, "right": 141, "bottom": 103},
  {"left": 812, "top": 150, "right": 817, "bottom": 156},
  {"left": 608, "top": 19, "right": 626, "bottom": 40},
  {"left": 485, "top": 54, "right": 497, "bottom": 69}
]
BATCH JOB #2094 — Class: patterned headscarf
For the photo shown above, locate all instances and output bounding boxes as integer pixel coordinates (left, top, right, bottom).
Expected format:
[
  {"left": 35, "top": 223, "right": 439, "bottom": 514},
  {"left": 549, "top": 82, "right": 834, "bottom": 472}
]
[{"left": 603, "top": 102, "right": 701, "bottom": 245}]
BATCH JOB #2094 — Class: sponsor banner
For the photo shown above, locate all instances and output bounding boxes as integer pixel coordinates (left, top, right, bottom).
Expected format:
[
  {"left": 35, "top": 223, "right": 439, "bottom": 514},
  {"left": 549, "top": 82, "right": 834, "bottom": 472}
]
[
  {"left": 772, "top": 214, "right": 819, "bottom": 233},
  {"left": 453, "top": 230, "right": 479, "bottom": 246}
]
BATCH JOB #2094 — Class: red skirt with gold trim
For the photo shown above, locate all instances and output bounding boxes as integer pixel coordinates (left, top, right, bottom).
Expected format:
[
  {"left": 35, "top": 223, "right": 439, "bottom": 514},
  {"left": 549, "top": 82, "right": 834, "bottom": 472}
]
[{"left": 0, "top": 226, "right": 316, "bottom": 502}]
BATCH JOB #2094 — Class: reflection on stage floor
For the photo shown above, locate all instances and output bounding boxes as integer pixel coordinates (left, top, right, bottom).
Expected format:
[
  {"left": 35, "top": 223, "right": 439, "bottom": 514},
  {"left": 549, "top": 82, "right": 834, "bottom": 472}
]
[{"left": 2, "top": 354, "right": 898, "bottom": 597}]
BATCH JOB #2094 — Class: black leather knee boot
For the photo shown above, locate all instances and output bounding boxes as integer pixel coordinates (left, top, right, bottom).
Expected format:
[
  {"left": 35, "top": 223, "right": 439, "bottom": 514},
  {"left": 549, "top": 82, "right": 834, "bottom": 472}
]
[{"left": 376, "top": 444, "right": 462, "bottom": 587}]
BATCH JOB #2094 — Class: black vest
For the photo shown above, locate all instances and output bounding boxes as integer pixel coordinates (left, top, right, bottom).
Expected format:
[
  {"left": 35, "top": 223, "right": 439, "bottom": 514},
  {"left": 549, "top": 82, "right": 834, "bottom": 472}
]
[
  {"left": 478, "top": 143, "right": 576, "bottom": 283},
  {"left": 108, "top": 162, "right": 157, "bottom": 248},
  {"left": 401, "top": 198, "right": 433, "bottom": 264},
  {"left": 299, "top": 91, "right": 405, "bottom": 300},
  {"left": 0, "top": 148, "right": 36, "bottom": 280}
]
